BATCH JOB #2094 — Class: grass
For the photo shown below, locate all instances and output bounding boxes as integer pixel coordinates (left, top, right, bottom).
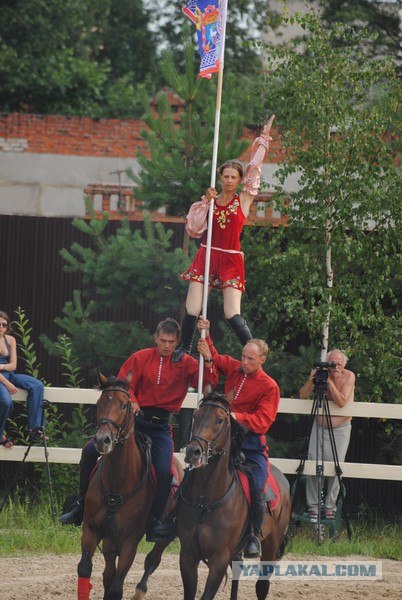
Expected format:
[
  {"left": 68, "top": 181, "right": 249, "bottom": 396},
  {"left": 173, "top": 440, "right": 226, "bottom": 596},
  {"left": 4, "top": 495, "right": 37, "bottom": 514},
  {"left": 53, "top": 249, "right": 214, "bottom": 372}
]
[
  {"left": 286, "top": 521, "right": 401, "bottom": 560},
  {"left": 0, "top": 498, "right": 400, "bottom": 560}
]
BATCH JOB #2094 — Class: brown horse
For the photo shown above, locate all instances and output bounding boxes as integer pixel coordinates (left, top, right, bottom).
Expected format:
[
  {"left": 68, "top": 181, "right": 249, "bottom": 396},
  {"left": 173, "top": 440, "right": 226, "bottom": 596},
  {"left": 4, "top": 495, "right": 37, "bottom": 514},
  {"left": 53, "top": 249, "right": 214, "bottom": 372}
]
[
  {"left": 77, "top": 375, "right": 183, "bottom": 600},
  {"left": 177, "top": 393, "right": 290, "bottom": 600}
]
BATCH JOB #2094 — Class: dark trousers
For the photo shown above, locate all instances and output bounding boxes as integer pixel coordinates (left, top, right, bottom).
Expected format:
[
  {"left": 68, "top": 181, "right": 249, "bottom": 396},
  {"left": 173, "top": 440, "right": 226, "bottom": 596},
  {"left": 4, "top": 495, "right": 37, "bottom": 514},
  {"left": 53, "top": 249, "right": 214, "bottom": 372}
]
[
  {"left": 243, "top": 432, "right": 268, "bottom": 495},
  {"left": 80, "top": 417, "right": 174, "bottom": 495}
]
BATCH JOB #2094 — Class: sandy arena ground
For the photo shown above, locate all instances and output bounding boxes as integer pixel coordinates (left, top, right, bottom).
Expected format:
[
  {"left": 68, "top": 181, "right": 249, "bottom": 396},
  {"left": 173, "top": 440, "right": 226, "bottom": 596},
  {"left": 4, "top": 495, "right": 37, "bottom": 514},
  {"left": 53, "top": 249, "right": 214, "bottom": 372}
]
[{"left": 0, "top": 552, "right": 400, "bottom": 600}]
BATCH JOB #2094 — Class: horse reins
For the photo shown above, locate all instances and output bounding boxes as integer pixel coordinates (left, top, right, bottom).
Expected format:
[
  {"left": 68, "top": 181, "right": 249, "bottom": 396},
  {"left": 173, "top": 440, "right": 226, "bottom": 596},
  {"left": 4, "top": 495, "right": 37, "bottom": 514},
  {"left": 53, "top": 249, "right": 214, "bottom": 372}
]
[
  {"left": 189, "top": 400, "right": 231, "bottom": 465},
  {"left": 179, "top": 399, "right": 239, "bottom": 565},
  {"left": 96, "top": 386, "right": 134, "bottom": 447},
  {"left": 96, "top": 385, "right": 152, "bottom": 542}
]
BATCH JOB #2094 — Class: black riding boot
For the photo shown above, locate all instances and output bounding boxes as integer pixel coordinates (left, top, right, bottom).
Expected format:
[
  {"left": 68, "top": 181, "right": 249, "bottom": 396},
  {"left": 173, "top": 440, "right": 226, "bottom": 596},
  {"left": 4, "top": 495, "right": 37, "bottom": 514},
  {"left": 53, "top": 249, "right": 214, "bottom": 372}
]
[
  {"left": 173, "top": 312, "right": 198, "bottom": 362},
  {"left": 244, "top": 493, "right": 266, "bottom": 558},
  {"left": 227, "top": 314, "right": 252, "bottom": 346},
  {"left": 59, "top": 444, "right": 99, "bottom": 526},
  {"left": 147, "top": 473, "right": 176, "bottom": 542}
]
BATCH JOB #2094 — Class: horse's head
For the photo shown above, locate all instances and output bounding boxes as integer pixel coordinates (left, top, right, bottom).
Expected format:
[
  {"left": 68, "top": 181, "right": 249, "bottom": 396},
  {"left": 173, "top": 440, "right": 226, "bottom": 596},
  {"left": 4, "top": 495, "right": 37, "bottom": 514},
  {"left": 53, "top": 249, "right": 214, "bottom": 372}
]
[
  {"left": 185, "top": 392, "right": 231, "bottom": 468},
  {"left": 94, "top": 373, "right": 133, "bottom": 455}
]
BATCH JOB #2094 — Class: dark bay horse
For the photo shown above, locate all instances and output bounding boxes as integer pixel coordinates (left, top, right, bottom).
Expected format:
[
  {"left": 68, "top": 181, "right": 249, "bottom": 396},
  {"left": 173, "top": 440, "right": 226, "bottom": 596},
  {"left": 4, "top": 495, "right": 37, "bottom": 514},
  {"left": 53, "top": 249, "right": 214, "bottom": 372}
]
[
  {"left": 77, "top": 375, "right": 183, "bottom": 600},
  {"left": 177, "top": 393, "right": 291, "bottom": 600}
]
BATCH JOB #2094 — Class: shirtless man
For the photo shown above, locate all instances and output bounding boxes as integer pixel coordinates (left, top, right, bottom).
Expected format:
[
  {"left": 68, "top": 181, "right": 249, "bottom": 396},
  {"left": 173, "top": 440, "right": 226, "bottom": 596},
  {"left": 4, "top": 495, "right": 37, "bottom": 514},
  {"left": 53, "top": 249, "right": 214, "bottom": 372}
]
[{"left": 299, "top": 349, "right": 355, "bottom": 521}]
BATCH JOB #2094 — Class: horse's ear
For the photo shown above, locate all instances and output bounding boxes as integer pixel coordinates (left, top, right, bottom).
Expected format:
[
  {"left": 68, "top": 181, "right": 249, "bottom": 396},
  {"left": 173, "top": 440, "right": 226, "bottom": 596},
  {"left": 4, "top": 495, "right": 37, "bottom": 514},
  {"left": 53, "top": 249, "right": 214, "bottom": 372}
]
[
  {"left": 97, "top": 370, "right": 108, "bottom": 386},
  {"left": 225, "top": 389, "right": 234, "bottom": 403},
  {"left": 202, "top": 383, "right": 212, "bottom": 396}
]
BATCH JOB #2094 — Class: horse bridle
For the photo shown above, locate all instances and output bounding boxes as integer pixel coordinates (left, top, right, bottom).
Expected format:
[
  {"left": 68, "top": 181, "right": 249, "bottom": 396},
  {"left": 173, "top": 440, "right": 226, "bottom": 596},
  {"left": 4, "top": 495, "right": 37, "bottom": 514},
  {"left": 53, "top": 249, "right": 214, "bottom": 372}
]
[
  {"left": 189, "top": 401, "right": 231, "bottom": 465},
  {"left": 96, "top": 386, "right": 133, "bottom": 447}
]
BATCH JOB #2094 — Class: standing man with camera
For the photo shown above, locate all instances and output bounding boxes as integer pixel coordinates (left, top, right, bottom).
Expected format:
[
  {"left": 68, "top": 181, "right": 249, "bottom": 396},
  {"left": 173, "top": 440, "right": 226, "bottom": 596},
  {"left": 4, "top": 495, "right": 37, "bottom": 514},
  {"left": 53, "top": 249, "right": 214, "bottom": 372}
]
[{"left": 299, "top": 349, "right": 355, "bottom": 521}]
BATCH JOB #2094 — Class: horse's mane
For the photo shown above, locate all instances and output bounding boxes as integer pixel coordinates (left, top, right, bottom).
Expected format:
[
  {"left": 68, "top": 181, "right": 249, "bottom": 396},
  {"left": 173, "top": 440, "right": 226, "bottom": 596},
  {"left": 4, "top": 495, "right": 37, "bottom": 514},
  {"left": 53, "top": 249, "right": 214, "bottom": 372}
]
[
  {"left": 99, "top": 375, "right": 130, "bottom": 391},
  {"left": 199, "top": 391, "right": 231, "bottom": 410}
]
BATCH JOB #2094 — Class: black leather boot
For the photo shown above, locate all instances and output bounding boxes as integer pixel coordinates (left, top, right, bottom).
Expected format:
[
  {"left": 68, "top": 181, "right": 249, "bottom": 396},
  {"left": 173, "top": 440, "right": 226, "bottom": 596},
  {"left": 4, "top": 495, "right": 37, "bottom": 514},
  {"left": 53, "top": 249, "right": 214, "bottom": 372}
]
[
  {"left": 146, "top": 474, "right": 176, "bottom": 541},
  {"left": 173, "top": 312, "right": 198, "bottom": 362},
  {"left": 227, "top": 314, "right": 252, "bottom": 346},
  {"left": 244, "top": 493, "right": 266, "bottom": 558},
  {"left": 59, "top": 494, "right": 84, "bottom": 526}
]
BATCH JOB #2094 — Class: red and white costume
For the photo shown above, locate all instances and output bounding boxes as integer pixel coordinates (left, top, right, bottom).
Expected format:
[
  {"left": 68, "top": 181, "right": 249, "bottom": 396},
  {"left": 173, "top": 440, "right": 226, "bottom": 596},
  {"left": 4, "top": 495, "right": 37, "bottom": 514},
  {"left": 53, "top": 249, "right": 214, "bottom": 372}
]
[
  {"left": 181, "top": 194, "right": 246, "bottom": 291},
  {"left": 118, "top": 347, "right": 218, "bottom": 412},
  {"left": 207, "top": 339, "right": 280, "bottom": 435},
  {"left": 181, "top": 135, "right": 270, "bottom": 292}
]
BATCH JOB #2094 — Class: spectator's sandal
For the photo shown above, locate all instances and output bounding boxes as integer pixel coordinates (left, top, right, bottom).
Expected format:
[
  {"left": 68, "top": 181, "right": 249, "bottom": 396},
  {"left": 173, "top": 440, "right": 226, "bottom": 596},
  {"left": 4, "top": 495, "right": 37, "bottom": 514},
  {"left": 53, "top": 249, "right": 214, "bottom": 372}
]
[
  {"left": 307, "top": 508, "right": 318, "bottom": 523},
  {"left": 0, "top": 434, "right": 13, "bottom": 449},
  {"left": 324, "top": 508, "right": 336, "bottom": 520}
]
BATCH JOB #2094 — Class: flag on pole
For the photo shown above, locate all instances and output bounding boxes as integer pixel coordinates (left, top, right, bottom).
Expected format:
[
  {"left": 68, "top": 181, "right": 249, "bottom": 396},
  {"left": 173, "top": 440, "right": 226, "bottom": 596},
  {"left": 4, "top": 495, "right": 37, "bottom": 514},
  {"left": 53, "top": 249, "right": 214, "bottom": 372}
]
[{"left": 183, "top": 0, "right": 225, "bottom": 78}]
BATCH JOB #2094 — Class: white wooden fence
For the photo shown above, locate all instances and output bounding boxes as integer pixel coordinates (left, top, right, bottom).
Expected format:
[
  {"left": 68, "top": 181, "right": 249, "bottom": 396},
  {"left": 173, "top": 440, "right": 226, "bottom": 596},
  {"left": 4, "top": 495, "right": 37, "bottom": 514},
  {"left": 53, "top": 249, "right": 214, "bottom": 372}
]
[{"left": 1, "top": 388, "right": 401, "bottom": 482}]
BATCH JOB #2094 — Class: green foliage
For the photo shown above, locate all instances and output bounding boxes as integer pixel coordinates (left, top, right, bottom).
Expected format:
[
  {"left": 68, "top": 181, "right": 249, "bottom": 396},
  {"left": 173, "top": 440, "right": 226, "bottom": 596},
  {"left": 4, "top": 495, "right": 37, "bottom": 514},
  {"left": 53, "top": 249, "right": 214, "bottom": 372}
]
[
  {"left": 0, "top": 0, "right": 158, "bottom": 117},
  {"left": 320, "top": 0, "right": 402, "bottom": 64},
  {"left": 131, "top": 35, "right": 257, "bottom": 216},
  {"left": 0, "top": 499, "right": 399, "bottom": 558},
  {"left": 12, "top": 307, "right": 45, "bottom": 381},
  {"left": 48, "top": 335, "right": 83, "bottom": 388},
  {"left": 244, "top": 12, "right": 401, "bottom": 404},
  {"left": 41, "top": 290, "right": 153, "bottom": 375},
  {"left": 0, "top": 0, "right": 110, "bottom": 115},
  {"left": 6, "top": 310, "right": 93, "bottom": 497},
  {"left": 0, "top": 0, "right": 269, "bottom": 118},
  {"left": 44, "top": 211, "right": 189, "bottom": 374}
]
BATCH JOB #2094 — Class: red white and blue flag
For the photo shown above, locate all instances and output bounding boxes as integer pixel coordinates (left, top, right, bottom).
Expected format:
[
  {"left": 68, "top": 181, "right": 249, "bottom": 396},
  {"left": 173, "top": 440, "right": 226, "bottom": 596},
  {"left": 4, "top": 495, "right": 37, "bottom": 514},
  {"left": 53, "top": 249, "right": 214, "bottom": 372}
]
[{"left": 183, "top": 0, "right": 225, "bottom": 78}]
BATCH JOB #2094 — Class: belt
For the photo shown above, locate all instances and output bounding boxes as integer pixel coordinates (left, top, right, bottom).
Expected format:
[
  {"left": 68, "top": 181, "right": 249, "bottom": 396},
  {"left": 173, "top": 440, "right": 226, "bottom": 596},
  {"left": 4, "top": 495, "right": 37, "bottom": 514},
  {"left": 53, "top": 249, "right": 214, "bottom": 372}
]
[{"left": 138, "top": 410, "right": 171, "bottom": 424}]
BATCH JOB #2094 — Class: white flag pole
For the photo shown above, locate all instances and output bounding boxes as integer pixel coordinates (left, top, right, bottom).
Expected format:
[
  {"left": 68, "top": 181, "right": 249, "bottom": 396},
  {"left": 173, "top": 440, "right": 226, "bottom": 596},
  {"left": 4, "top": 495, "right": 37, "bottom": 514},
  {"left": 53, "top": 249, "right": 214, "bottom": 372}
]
[{"left": 197, "top": 0, "right": 229, "bottom": 403}]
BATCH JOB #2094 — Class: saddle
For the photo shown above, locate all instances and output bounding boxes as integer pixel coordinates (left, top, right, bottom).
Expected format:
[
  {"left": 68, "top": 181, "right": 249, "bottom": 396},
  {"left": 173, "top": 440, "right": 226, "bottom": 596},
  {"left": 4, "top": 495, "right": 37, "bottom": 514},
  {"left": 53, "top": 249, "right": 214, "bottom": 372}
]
[
  {"left": 89, "top": 432, "right": 180, "bottom": 496},
  {"left": 135, "top": 431, "right": 181, "bottom": 495},
  {"left": 238, "top": 463, "right": 280, "bottom": 511}
]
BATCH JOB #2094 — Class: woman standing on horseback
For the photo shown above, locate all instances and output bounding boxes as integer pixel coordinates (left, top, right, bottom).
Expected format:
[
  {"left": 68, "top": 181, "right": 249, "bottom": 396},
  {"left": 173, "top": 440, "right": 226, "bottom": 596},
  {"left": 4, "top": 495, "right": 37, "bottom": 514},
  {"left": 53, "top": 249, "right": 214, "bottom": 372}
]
[{"left": 179, "top": 115, "right": 275, "bottom": 355}]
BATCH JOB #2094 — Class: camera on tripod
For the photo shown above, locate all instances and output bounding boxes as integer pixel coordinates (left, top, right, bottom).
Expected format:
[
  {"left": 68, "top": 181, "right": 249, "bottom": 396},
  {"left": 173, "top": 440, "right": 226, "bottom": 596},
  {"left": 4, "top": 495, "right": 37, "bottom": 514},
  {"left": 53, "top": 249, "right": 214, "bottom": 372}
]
[{"left": 313, "top": 361, "right": 337, "bottom": 393}]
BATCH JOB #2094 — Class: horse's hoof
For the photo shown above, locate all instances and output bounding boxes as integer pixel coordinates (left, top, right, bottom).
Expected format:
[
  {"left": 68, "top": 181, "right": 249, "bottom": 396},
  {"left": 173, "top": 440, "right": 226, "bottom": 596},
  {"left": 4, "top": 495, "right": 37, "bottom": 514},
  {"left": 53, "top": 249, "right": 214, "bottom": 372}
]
[{"left": 131, "top": 589, "right": 146, "bottom": 600}]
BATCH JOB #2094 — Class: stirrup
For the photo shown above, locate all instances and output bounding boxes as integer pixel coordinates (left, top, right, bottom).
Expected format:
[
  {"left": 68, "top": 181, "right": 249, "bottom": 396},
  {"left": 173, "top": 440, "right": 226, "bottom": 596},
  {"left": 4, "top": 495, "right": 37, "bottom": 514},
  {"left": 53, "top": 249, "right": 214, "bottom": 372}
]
[
  {"left": 59, "top": 502, "right": 83, "bottom": 526},
  {"left": 243, "top": 534, "right": 261, "bottom": 558},
  {"left": 146, "top": 518, "right": 177, "bottom": 542}
]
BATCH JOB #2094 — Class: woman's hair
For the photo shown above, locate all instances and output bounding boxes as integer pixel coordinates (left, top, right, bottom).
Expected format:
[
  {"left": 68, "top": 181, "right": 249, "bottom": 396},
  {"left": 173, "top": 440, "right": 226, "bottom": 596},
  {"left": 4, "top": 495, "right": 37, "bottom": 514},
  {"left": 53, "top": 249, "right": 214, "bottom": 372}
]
[
  {"left": 0, "top": 311, "right": 12, "bottom": 333},
  {"left": 218, "top": 160, "right": 244, "bottom": 178}
]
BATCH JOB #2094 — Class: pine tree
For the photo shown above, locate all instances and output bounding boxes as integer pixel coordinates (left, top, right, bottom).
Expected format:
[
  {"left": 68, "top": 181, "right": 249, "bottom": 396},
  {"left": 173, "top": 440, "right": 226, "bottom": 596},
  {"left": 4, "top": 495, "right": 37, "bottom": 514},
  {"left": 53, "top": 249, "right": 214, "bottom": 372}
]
[
  {"left": 129, "top": 35, "right": 256, "bottom": 218},
  {"left": 41, "top": 201, "right": 189, "bottom": 374}
]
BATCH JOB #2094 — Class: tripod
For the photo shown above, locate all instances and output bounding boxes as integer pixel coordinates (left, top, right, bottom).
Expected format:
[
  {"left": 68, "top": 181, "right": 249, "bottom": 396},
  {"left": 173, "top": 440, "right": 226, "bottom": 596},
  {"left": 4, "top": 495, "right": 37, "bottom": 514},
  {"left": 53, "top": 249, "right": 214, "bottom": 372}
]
[
  {"left": 0, "top": 400, "right": 56, "bottom": 519},
  {"left": 292, "top": 373, "right": 352, "bottom": 543}
]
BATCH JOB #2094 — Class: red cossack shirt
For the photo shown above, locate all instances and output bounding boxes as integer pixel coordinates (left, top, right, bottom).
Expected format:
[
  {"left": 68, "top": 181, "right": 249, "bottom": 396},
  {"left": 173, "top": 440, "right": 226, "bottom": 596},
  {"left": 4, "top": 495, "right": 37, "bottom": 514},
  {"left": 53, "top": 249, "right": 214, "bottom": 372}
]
[
  {"left": 209, "top": 341, "right": 280, "bottom": 434},
  {"left": 118, "top": 348, "right": 218, "bottom": 413}
]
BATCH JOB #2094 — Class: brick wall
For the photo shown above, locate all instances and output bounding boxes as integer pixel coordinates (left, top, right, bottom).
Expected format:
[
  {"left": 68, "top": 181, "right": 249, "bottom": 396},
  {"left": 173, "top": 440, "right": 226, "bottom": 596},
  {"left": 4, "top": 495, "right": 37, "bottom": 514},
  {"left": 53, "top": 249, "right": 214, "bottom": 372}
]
[
  {"left": 0, "top": 113, "right": 148, "bottom": 157},
  {"left": 0, "top": 113, "right": 284, "bottom": 162}
]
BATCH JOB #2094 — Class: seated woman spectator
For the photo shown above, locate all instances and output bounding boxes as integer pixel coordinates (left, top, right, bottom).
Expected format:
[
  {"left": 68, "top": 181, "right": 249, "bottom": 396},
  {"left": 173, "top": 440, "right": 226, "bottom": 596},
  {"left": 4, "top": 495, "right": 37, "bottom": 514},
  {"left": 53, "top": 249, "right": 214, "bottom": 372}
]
[{"left": 0, "top": 311, "right": 45, "bottom": 448}]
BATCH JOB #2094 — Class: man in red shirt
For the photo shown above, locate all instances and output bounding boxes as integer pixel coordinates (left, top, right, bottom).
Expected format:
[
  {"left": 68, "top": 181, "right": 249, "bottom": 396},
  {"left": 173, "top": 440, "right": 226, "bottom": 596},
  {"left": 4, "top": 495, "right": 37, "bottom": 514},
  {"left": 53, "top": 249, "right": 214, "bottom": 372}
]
[
  {"left": 199, "top": 316, "right": 280, "bottom": 558},
  {"left": 60, "top": 318, "right": 217, "bottom": 541}
]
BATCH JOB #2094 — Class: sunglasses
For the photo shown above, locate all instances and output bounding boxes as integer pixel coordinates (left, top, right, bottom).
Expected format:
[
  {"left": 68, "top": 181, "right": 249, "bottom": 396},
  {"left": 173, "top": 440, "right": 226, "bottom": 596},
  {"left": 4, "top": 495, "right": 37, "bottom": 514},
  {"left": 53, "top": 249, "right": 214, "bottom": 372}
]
[{"left": 0, "top": 323, "right": 9, "bottom": 328}]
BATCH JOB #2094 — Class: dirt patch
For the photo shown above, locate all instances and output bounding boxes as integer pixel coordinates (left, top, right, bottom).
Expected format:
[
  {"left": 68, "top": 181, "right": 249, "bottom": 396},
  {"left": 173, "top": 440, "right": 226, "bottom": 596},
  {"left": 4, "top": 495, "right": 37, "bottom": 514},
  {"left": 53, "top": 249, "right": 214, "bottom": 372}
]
[{"left": 0, "top": 552, "right": 400, "bottom": 599}]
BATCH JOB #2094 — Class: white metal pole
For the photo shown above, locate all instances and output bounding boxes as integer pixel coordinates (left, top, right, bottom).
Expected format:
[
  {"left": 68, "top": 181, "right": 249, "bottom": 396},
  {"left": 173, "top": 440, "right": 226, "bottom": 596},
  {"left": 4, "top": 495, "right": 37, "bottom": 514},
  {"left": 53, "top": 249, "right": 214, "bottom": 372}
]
[{"left": 197, "top": 0, "right": 228, "bottom": 402}]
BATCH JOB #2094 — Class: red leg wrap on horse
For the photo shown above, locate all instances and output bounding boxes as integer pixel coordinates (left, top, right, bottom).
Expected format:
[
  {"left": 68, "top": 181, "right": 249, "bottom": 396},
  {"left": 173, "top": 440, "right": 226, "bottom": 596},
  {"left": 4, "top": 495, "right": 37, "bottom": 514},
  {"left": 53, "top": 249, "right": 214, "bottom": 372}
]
[{"left": 77, "top": 577, "right": 92, "bottom": 600}]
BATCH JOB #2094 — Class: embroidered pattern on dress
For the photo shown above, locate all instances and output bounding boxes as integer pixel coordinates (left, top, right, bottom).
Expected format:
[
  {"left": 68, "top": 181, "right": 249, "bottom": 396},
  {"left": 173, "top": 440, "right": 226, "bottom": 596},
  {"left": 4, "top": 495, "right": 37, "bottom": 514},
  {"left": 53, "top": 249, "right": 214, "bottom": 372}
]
[
  {"left": 214, "top": 198, "right": 240, "bottom": 229},
  {"left": 181, "top": 269, "right": 245, "bottom": 291}
]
